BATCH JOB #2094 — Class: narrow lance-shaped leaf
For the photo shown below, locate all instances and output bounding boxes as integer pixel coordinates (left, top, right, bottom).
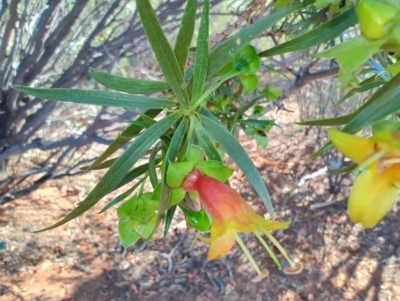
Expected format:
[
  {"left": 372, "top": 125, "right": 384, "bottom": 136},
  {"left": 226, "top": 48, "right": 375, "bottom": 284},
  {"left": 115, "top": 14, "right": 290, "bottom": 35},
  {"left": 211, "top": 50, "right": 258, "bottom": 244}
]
[
  {"left": 259, "top": 7, "right": 357, "bottom": 57},
  {"left": 191, "top": 0, "right": 209, "bottom": 104},
  {"left": 372, "top": 120, "right": 400, "bottom": 135},
  {"left": 33, "top": 113, "right": 181, "bottom": 232},
  {"left": 99, "top": 178, "right": 145, "bottom": 213},
  {"left": 156, "top": 118, "right": 189, "bottom": 232},
  {"left": 315, "top": 36, "right": 384, "bottom": 82},
  {"left": 343, "top": 72, "right": 400, "bottom": 133},
  {"left": 174, "top": 0, "right": 198, "bottom": 74},
  {"left": 89, "top": 68, "right": 170, "bottom": 94},
  {"left": 12, "top": 86, "right": 176, "bottom": 109},
  {"left": 164, "top": 205, "right": 177, "bottom": 237},
  {"left": 83, "top": 109, "right": 161, "bottom": 172},
  {"left": 297, "top": 111, "right": 357, "bottom": 126},
  {"left": 81, "top": 158, "right": 117, "bottom": 171},
  {"left": 299, "top": 74, "right": 396, "bottom": 127},
  {"left": 336, "top": 76, "right": 386, "bottom": 106},
  {"left": 199, "top": 108, "right": 274, "bottom": 218},
  {"left": 148, "top": 144, "right": 161, "bottom": 188},
  {"left": 193, "top": 117, "right": 221, "bottom": 162},
  {"left": 192, "top": 45, "right": 260, "bottom": 109},
  {"left": 310, "top": 72, "right": 400, "bottom": 158},
  {"left": 136, "top": 0, "right": 189, "bottom": 107},
  {"left": 115, "top": 158, "right": 162, "bottom": 190},
  {"left": 207, "top": 0, "right": 313, "bottom": 78}
]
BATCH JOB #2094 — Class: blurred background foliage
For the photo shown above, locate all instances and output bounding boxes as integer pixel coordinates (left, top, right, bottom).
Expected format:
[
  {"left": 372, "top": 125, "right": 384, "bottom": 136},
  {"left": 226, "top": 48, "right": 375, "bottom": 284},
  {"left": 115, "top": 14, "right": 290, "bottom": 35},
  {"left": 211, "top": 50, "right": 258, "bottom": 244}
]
[{"left": 1, "top": 0, "right": 397, "bottom": 208}]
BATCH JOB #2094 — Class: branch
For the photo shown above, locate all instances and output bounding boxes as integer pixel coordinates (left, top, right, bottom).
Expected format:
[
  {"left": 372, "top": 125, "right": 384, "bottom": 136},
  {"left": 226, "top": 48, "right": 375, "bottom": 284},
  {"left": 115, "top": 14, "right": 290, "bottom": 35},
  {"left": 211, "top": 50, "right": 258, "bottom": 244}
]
[
  {"left": 23, "top": 0, "right": 90, "bottom": 83},
  {"left": 0, "top": 0, "right": 18, "bottom": 65}
]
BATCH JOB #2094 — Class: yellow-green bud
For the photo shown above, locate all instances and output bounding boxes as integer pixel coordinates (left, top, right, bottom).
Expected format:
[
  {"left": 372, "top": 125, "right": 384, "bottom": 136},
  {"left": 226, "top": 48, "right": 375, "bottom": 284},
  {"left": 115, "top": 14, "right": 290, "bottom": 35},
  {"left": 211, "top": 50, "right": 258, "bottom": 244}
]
[{"left": 356, "top": 0, "right": 396, "bottom": 40}]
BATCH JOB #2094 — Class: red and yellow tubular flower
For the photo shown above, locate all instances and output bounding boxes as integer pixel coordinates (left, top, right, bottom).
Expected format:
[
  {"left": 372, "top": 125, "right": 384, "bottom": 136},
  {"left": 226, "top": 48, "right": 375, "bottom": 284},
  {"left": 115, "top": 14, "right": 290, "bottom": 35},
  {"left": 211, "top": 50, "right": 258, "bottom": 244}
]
[
  {"left": 329, "top": 129, "right": 400, "bottom": 228},
  {"left": 183, "top": 168, "right": 302, "bottom": 282}
]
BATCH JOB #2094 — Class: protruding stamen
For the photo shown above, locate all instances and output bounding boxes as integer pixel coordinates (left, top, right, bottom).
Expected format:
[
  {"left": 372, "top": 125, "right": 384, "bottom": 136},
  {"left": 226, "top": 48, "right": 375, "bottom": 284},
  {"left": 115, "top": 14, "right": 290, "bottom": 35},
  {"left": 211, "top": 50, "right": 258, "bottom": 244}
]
[
  {"left": 382, "top": 158, "right": 400, "bottom": 166},
  {"left": 352, "top": 149, "right": 387, "bottom": 177},
  {"left": 255, "top": 231, "right": 282, "bottom": 270},
  {"left": 264, "top": 231, "right": 296, "bottom": 268},
  {"left": 190, "top": 231, "right": 201, "bottom": 249},
  {"left": 233, "top": 231, "right": 262, "bottom": 275}
]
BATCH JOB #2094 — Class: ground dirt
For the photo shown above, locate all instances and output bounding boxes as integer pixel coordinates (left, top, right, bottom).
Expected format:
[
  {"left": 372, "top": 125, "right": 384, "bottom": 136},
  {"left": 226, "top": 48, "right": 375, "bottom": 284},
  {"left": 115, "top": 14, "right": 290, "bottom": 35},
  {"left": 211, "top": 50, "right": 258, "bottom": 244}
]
[{"left": 1, "top": 101, "right": 400, "bottom": 301}]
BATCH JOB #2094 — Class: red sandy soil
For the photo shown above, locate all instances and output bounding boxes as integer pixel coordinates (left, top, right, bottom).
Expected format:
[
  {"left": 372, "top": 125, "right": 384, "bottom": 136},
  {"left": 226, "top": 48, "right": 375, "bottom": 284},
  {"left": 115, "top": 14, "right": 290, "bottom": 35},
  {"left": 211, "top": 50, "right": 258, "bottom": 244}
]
[{"left": 1, "top": 102, "right": 400, "bottom": 301}]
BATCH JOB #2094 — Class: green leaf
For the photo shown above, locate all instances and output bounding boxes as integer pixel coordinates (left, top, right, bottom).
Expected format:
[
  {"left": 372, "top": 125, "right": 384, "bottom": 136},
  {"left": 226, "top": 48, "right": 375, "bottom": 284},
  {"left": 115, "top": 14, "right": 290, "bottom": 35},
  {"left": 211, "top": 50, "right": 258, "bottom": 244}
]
[
  {"left": 312, "top": 74, "right": 400, "bottom": 158},
  {"left": 169, "top": 188, "right": 186, "bottom": 207},
  {"left": 192, "top": 46, "right": 260, "bottom": 109},
  {"left": 343, "top": 72, "right": 400, "bottom": 132},
  {"left": 199, "top": 108, "right": 274, "bottom": 218},
  {"left": 80, "top": 158, "right": 117, "bottom": 171},
  {"left": 193, "top": 117, "right": 222, "bottom": 161},
  {"left": 118, "top": 213, "right": 158, "bottom": 249},
  {"left": 118, "top": 217, "right": 141, "bottom": 248},
  {"left": 329, "top": 162, "right": 357, "bottom": 175},
  {"left": 310, "top": 141, "right": 333, "bottom": 159},
  {"left": 148, "top": 145, "right": 161, "bottom": 188},
  {"left": 117, "top": 195, "right": 139, "bottom": 218},
  {"left": 196, "top": 160, "right": 234, "bottom": 183},
  {"left": 316, "top": 0, "right": 332, "bottom": 8},
  {"left": 386, "top": 61, "right": 400, "bottom": 76},
  {"left": 99, "top": 179, "right": 144, "bottom": 213},
  {"left": 297, "top": 111, "right": 356, "bottom": 126},
  {"left": 233, "top": 45, "right": 260, "bottom": 75},
  {"left": 315, "top": 36, "right": 384, "bottom": 82},
  {"left": 254, "top": 132, "right": 269, "bottom": 149},
  {"left": 163, "top": 205, "right": 177, "bottom": 237},
  {"left": 240, "top": 74, "right": 258, "bottom": 94},
  {"left": 240, "top": 119, "right": 276, "bottom": 130},
  {"left": 259, "top": 7, "right": 357, "bottom": 57},
  {"left": 207, "top": 0, "right": 313, "bottom": 78},
  {"left": 274, "top": 0, "right": 294, "bottom": 9},
  {"left": 115, "top": 159, "right": 160, "bottom": 190},
  {"left": 89, "top": 68, "right": 169, "bottom": 94},
  {"left": 133, "top": 214, "right": 157, "bottom": 238},
  {"left": 182, "top": 144, "right": 205, "bottom": 166},
  {"left": 336, "top": 76, "right": 386, "bottom": 105},
  {"left": 191, "top": 0, "right": 210, "bottom": 104},
  {"left": 261, "top": 85, "right": 283, "bottom": 101},
  {"left": 372, "top": 120, "right": 400, "bottom": 135},
  {"left": 83, "top": 109, "right": 161, "bottom": 172},
  {"left": 12, "top": 86, "right": 176, "bottom": 109},
  {"left": 166, "top": 161, "right": 194, "bottom": 188},
  {"left": 156, "top": 118, "right": 189, "bottom": 227},
  {"left": 174, "top": 0, "right": 198, "bottom": 74},
  {"left": 130, "top": 193, "right": 158, "bottom": 222},
  {"left": 136, "top": 0, "right": 189, "bottom": 107},
  {"left": 33, "top": 113, "right": 180, "bottom": 232}
]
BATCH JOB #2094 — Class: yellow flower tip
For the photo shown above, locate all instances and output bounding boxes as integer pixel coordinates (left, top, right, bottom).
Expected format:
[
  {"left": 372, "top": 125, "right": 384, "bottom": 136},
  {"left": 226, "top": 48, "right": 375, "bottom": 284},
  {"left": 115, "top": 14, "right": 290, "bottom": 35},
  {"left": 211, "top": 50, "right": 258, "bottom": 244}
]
[
  {"left": 283, "top": 262, "right": 303, "bottom": 275},
  {"left": 251, "top": 269, "right": 269, "bottom": 283},
  {"left": 348, "top": 168, "right": 398, "bottom": 228},
  {"left": 328, "top": 129, "right": 375, "bottom": 164},
  {"left": 348, "top": 209, "right": 385, "bottom": 229},
  {"left": 327, "top": 128, "right": 346, "bottom": 143}
]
